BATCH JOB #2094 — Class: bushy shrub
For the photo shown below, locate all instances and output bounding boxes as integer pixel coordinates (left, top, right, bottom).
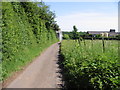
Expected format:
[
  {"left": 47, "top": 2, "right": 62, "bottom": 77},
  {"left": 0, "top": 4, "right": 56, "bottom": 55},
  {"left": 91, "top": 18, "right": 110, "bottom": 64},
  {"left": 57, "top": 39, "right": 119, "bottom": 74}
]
[{"left": 61, "top": 40, "right": 120, "bottom": 89}]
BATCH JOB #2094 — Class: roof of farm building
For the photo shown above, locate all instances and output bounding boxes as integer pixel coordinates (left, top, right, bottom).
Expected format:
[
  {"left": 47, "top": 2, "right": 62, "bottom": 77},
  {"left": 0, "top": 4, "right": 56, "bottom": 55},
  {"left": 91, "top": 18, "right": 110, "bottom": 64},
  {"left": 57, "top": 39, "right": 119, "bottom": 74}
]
[
  {"left": 87, "top": 29, "right": 119, "bottom": 35},
  {"left": 87, "top": 31, "right": 109, "bottom": 34}
]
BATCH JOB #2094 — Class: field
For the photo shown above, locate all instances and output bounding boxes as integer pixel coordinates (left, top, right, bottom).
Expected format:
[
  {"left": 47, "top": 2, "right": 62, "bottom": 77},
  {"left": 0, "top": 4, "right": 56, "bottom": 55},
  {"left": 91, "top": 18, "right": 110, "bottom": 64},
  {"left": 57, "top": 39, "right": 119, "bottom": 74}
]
[{"left": 61, "top": 40, "right": 120, "bottom": 89}]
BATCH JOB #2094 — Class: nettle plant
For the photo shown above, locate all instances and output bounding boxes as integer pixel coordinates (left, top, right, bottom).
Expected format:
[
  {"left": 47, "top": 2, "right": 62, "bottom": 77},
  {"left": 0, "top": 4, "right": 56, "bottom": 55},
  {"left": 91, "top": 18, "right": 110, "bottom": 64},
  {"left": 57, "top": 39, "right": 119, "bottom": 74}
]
[{"left": 61, "top": 40, "right": 120, "bottom": 89}]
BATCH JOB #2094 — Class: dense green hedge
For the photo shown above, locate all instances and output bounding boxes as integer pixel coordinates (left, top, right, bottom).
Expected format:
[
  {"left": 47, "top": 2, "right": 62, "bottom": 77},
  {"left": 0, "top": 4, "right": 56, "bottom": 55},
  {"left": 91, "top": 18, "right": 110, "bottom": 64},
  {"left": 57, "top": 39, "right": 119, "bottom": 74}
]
[
  {"left": 1, "top": 2, "right": 58, "bottom": 81},
  {"left": 61, "top": 40, "right": 120, "bottom": 89}
]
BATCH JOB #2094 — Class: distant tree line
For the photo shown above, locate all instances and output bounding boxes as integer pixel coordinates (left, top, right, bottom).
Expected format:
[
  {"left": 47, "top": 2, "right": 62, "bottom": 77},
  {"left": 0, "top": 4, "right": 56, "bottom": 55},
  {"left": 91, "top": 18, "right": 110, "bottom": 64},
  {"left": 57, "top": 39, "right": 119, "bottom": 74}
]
[
  {"left": 62, "top": 25, "right": 86, "bottom": 40},
  {"left": 63, "top": 26, "right": 120, "bottom": 40}
]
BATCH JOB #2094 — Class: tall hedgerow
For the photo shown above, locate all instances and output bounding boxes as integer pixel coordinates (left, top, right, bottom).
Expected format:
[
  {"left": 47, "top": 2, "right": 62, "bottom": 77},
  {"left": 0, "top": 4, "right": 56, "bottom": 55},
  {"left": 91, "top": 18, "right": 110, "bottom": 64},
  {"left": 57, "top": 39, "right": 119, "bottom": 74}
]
[{"left": 1, "top": 2, "right": 59, "bottom": 80}]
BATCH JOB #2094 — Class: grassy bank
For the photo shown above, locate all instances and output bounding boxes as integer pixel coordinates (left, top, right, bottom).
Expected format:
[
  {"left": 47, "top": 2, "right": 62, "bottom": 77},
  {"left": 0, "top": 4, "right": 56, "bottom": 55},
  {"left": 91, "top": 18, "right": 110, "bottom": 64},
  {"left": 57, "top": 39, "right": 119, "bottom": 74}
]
[
  {"left": 1, "top": 41, "right": 57, "bottom": 81},
  {"left": 1, "top": 2, "right": 58, "bottom": 81}
]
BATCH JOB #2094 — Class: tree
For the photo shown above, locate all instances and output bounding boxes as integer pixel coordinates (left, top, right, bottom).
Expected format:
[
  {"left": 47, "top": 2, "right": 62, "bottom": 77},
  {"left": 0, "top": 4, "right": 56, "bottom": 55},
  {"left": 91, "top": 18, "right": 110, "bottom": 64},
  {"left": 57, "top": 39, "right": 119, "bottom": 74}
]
[
  {"left": 71, "top": 25, "right": 79, "bottom": 39},
  {"left": 116, "top": 34, "right": 120, "bottom": 40},
  {"left": 73, "top": 25, "right": 78, "bottom": 32},
  {"left": 63, "top": 34, "right": 70, "bottom": 39}
]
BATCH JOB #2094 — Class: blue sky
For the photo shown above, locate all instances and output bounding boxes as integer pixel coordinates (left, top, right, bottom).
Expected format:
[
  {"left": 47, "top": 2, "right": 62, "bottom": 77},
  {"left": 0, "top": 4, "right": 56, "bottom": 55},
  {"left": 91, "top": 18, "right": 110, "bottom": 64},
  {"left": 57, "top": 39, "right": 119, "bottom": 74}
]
[
  {"left": 46, "top": 2, "right": 118, "bottom": 17},
  {"left": 33, "top": 0, "right": 119, "bottom": 32},
  {"left": 45, "top": 2, "right": 118, "bottom": 32}
]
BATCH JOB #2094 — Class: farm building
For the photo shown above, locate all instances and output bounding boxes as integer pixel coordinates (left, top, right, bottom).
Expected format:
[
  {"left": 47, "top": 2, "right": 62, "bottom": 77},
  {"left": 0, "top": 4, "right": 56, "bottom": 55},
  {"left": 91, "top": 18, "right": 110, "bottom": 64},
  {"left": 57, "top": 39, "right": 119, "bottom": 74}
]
[{"left": 87, "top": 29, "right": 119, "bottom": 37}]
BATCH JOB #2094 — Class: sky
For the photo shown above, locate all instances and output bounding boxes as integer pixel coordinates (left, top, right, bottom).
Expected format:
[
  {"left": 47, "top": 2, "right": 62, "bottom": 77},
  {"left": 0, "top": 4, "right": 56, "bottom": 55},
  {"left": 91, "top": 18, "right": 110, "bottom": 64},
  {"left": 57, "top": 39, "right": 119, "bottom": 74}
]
[{"left": 33, "top": 0, "right": 119, "bottom": 32}]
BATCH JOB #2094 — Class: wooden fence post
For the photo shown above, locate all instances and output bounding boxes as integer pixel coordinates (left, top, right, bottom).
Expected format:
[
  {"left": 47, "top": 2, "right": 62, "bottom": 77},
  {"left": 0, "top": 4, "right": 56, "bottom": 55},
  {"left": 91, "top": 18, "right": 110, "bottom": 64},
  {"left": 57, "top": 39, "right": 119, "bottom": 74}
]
[{"left": 102, "top": 37, "right": 105, "bottom": 53}]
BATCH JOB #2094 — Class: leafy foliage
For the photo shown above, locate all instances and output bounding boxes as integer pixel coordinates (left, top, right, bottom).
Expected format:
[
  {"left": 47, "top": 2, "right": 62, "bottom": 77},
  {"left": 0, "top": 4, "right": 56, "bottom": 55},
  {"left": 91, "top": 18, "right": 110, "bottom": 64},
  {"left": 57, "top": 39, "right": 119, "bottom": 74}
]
[
  {"left": 61, "top": 40, "right": 120, "bottom": 89},
  {"left": 71, "top": 25, "right": 79, "bottom": 39},
  {"left": 63, "top": 34, "right": 70, "bottom": 40},
  {"left": 1, "top": 2, "right": 58, "bottom": 81},
  {"left": 62, "top": 30, "right": 86, "bottom": 40}
]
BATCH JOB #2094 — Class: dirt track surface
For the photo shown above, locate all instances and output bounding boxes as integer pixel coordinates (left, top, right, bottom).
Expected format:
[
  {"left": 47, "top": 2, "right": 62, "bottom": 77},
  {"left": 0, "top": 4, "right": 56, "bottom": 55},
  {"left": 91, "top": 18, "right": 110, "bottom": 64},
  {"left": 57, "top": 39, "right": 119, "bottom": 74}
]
[{"left": 5, "top": 43, "right": 63, "bottom": 88}]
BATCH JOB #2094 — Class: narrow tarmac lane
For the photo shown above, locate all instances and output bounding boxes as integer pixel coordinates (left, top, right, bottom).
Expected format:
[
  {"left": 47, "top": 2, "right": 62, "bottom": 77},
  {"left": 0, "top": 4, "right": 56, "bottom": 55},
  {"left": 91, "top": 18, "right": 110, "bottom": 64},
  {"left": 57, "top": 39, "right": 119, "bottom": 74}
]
[{"left": 6, "top": 43, "right": 62, "bottom": 88}]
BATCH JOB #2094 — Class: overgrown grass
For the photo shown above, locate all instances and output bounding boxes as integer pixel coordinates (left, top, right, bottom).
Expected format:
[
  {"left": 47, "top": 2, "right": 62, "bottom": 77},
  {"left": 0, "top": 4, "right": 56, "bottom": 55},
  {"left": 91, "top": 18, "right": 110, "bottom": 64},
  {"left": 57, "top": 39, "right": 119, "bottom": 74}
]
[{"left": 61, "top": 40, "right": 120, "bottom": 89}]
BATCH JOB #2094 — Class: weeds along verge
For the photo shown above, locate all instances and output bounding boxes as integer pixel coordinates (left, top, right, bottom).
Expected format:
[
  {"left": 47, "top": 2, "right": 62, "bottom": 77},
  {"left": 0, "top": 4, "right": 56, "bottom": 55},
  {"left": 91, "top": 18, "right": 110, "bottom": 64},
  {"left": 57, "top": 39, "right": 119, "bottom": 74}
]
[{"left": 60, "top": 40, "right": 120, "bottom": 89}]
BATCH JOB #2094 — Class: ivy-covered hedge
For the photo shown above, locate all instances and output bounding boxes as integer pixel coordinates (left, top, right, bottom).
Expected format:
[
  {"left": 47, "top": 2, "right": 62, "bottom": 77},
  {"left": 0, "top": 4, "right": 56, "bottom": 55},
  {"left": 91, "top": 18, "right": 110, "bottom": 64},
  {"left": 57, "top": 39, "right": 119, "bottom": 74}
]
[{"left": 1, "top": 2, "right": 58, "bottom": 81}]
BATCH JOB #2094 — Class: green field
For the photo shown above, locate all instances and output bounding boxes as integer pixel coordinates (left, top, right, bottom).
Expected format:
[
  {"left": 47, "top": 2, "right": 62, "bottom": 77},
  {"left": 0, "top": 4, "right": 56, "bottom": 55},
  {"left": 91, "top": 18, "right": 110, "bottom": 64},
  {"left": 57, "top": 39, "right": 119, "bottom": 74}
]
[{"left": 61, "top": 40, "right": 120, "bottom": 89}]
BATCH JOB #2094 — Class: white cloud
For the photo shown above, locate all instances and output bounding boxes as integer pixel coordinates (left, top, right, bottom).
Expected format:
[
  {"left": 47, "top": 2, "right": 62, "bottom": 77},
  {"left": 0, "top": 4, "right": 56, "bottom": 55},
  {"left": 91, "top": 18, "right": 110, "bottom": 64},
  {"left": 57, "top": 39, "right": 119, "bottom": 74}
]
[{"left": 55, "top": 12, "right": 118, "bottom": 32}]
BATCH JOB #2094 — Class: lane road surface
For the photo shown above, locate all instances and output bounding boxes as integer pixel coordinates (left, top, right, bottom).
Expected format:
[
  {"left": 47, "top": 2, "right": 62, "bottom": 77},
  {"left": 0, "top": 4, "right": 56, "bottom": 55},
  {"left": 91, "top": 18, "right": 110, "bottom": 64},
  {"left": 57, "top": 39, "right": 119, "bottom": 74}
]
[{"left": 5, "top": 43, "right": 62, "bottom": 88}]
